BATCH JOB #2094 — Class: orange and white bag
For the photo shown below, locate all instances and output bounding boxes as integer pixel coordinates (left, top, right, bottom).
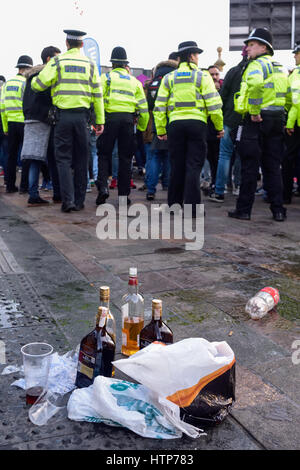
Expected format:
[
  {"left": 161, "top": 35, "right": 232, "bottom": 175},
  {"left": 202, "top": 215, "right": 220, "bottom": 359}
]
[{"left": 113, "top": 338, "right": 236, "bottom": 428}]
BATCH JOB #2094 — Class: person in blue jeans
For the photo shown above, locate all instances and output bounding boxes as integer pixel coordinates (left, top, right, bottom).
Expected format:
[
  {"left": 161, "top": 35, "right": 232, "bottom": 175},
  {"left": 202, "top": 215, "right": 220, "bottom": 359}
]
[
  {"left": 144, "top": 56, "right": 178, "bottom": 200},
  {"left": 209, "top": 48, "right": 248, "bottom": 203},
  {"left": 109, "top": 141, "right": 119, "bottom": 189},
  {"left": 90, "top": 129, "right": 98, "bottom": 181},
  {"left": 146, "top": 141, "right": 170, "bottom": 200},
  {"left": 21, "top": 46, "right": 61, "bottom": 207},
  {"left": 28, "top": 160, "right": 43, "bottom": 201},
  {"left": 213, "top": 125, "right": 238, "bottom": 198}
]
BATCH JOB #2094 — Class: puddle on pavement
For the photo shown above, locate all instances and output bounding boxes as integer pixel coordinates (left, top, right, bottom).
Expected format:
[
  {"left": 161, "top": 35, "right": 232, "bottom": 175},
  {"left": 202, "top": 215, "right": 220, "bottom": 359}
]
[
  {"left": 155, "top": 247, "right": 186, "bottom": 254},
  {"left": 0, "top": 299, "right": 23, "bottom": 328}
]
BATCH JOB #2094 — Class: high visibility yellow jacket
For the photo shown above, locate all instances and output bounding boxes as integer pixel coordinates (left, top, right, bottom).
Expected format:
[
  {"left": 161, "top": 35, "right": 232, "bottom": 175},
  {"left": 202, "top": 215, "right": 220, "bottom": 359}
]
[
  {"left": 101, "top": 68, "right": 149, "bottom": 132},
  {"left": 286, "top": 66, "right": 300, "bottom": 128},
  {"left": 31, "top": 48, "right": 105, "bottom": 124},
  {"left": 272, "top": 61, "right": 289, "bottom": 108},
  {"left": 1, "top": 74, "right": 26, "bottom": 133},
  {"left": 153, "top": 62, "right": 223, "bottom": 136},
  {"left": 234, "top": 54, "right": 279, "bottom": 116}
]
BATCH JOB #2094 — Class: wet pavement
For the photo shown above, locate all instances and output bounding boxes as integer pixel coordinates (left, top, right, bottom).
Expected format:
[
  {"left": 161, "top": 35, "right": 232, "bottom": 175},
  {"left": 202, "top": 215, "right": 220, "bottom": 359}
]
[{"left": 0, "top": 172, "right": 299, "bottom": 450}]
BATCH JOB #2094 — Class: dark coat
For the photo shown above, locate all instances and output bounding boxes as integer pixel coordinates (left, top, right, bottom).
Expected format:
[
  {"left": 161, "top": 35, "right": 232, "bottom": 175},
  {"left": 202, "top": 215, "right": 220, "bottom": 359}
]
[
  {"left": 23, "top": 65, "right": 52, "bottom": 123},
  {"left": 148, "top": 59, "right": 178, "bottom": 149},
  {"left": 220, "top": 57, "right": 249, "bottom": 129}
]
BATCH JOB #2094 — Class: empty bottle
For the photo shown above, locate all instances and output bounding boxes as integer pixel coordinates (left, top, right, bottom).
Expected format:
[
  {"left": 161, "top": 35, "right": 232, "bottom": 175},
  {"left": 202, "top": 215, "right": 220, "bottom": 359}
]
[{"left": 245, "top": 287, "right": 280, "bottom": 320}]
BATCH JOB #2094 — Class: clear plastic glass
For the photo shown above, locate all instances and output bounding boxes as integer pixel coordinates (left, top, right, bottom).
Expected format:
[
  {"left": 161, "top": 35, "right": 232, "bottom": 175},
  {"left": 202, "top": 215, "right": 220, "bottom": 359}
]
[
  {"left": 29, "top": 391, "right": 69, "bottom": 426},
  {"left": 21, "top": 343, "right": 53, "bottom": 405}
]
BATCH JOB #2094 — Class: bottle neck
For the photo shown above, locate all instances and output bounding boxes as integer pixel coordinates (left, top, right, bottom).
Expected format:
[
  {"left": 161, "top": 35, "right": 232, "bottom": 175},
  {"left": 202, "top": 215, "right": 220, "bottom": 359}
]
[
  {"left": 96, "top": 313, "right": 107, "bottom": 331},
  {"left": 152, "top": 307, "right": 162, "bottom": 322},
  {"left": 100, "top": 297, "right": 110, "bottom": 309},
  {"left": 128, "top": 276, "right": 138, "bottom": 294}
]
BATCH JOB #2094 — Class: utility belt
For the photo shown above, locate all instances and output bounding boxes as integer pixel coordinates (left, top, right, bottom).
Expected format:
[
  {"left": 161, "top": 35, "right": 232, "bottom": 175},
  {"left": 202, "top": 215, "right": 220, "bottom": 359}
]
[
  {"left": 260, "top": 107, "right": 285, "bottom": 118},
  {"left": 236, "top": 109, "right": 286, "bottom": 144},
  {"left": 48, "top": 106, "right": 90, "bottom": 126},
  {"left": 105, "top": 111, "right": 134, "bottom": 123},
  {"left": 242, "top": 108, "right": 285, "bottom": 123},
  {"left": 59, "top": 107, "right": 89, "bottom": 114}
]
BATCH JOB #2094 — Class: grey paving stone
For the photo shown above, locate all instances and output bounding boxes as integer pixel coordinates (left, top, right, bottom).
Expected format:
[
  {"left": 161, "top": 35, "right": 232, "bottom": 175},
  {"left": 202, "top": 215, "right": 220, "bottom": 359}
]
[{"left": 0, "top": 190, "right": 299, "bottom": 451}]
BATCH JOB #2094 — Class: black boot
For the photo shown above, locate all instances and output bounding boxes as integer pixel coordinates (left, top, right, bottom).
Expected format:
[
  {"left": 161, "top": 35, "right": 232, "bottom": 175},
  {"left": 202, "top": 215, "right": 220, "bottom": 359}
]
[
  {"left": 96, "top": 191, "right": 109, "bottom": 206},
  {"left": 228, "top": 210, "right": 251, "bottom": 221}
]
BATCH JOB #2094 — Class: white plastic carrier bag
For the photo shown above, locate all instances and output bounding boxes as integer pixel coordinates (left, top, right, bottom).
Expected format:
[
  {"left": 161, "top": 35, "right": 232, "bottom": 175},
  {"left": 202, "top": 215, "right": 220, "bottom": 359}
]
[
  {"left": 113, "top": 338, "right": 236, "bottom": 426},
  {"left": 67, "top": 376, "right": 202, "bottom": 439}
]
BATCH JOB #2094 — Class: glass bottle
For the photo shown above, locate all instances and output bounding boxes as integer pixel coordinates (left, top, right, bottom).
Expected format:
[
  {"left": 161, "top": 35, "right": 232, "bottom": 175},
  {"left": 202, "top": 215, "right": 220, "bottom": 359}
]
[
  {"left": 139, "top": 299, "right": 173, "bottom": 350},
  {"left": 99, "top": 286, "right": 116, "bottom": 343},
  {"left": 75, "top": 307, "right": 116, "bottom": 389},
  {"left": 121, "top": 267, "right": 144, "bottom": 356}
]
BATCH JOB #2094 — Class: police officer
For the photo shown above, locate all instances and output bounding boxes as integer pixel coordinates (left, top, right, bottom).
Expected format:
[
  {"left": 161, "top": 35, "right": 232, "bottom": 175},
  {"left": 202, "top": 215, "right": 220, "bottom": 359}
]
[
  {"left": 32, "top": 30, "right": 105, "bottom": 213},
  {"left": 96, "top": 46, "right": 149, "bottom": 206},
  {"left": 282, "top": 41, "right": 300, "bottom": 204},
  {"left": 228, "top": 28, "right": 287, "bottom": 222},
  {"left": 1, "top": 55, "right": 33, "bottom": 193},
  {"left": 153, "top": 41, "right": 224, "bottom": 217}
]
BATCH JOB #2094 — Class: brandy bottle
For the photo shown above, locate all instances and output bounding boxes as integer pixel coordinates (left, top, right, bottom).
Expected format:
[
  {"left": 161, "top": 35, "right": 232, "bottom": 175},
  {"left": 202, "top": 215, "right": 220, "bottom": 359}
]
[
  {"left": 75, "top": 307, "right": 116, "bottom": 389},
  {"left": 139, "top": 299, "right": 173, "bottom": 350},
  {"left": 99, "top": 286, "right": 116, "bottom": 343}
]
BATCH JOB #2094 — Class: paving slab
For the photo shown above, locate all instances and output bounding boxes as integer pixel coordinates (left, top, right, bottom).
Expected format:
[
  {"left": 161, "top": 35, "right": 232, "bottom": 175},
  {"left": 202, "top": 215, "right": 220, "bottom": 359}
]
[{"left": 0, "top": 178, "right": 299, "bottom": 450}]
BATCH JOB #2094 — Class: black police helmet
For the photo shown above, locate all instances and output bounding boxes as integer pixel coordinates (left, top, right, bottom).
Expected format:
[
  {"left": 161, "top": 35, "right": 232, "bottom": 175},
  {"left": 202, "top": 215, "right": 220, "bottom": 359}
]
[
  {"left": 110, "top": 47, "right": 129, "bottom": 65},
  {"left": 292, "top": 41, "right": 300, "bottom": 54},
  {"left": 16, "top": 55, "right": 33, "bottom": 68},
  {"left": 244, "top": 28, "right": 274, "bottom": 56}
]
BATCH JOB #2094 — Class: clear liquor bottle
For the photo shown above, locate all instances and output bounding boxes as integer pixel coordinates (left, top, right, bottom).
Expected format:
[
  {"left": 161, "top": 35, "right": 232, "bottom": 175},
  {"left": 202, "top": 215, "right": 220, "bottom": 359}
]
[
  {"left": 121, "top": 267, "right": 144, "bottom": 356},
  {"left": 75, "top": 307, "right": 116, "bottom": 389},
  {"left": 139, "top": 299, "right": 173, "bottom": 350}
]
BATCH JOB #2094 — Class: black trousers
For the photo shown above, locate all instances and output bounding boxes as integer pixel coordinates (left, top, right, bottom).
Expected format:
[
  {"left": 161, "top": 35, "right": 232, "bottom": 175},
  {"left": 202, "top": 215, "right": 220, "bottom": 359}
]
[
  {"left": 47, "top": 128, "right": 61, "bottom": 200},
  {"left": 282, "top": 126, "right": 300, "bottom": 202},
  {"left": 167, "top": 120, "right": 207, "bottom": 211},
  {"left": 206, "top": 138, "right": 220, "bottom": 187},
  {"left": 54, "top": 110, "right": 90, "bottom": 207},
  {"left": 236, "top": 114, "right": 285, "bottom": 216},
  {"left": 7, "top": 121, "right": 29, "bottom": 191},
  {"left": 97, "top": 116, "right": 134, "bottom": 197}
]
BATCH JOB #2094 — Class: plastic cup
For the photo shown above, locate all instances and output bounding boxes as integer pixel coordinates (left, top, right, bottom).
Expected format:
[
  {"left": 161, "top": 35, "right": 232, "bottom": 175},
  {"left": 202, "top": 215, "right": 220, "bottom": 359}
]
[
  {"left": 21, "top": 343, "right": 53, "bottom": 405},
  {"left": 29, "top": 391, "right": 70, "bottom": 427}
]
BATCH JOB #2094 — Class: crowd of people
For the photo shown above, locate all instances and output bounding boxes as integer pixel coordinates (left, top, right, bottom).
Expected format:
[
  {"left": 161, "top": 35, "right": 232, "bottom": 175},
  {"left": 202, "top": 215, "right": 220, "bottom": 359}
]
[{"left": 0, "top": 27, "right": 299, "bottom": 222}]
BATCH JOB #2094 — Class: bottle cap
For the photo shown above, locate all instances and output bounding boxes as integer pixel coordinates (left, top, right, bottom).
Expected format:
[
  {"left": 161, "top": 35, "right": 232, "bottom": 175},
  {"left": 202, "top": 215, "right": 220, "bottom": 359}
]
[
  {"left": 100, "top": 286, "right": 110, "bottom": 300},
  {"left": 129, "top": 267, "right": 137, "bottom": 277},
  {"left": 152, "top": 299, "right": 162, "bottom": 308}
]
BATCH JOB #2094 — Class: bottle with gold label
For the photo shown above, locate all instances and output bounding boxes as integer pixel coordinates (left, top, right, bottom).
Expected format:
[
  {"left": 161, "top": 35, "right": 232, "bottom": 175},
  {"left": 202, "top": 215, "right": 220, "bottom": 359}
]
[
  {"left": 139, "top": 299, "right": 173, "bottom": 350},
  {"left": 121, "top": 267, "right": 144, "bottom": 356},
  {"left": 99, "top": 286, "right": 116, "bottom": 343},
  {"left": 75, "top": 307, "right": 116, "bottom": 389}
]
